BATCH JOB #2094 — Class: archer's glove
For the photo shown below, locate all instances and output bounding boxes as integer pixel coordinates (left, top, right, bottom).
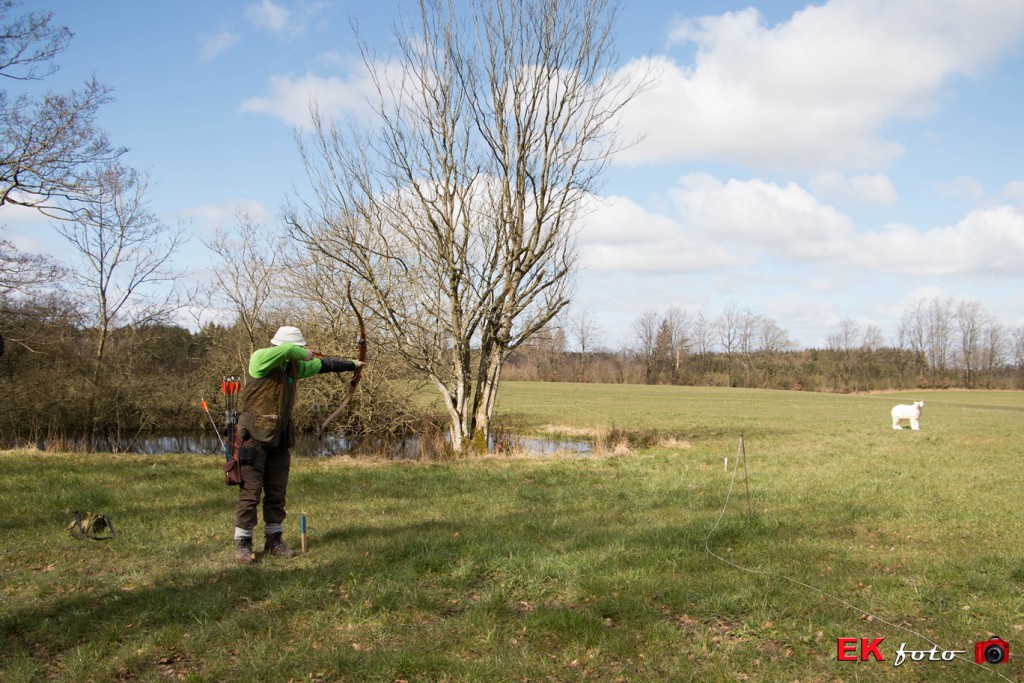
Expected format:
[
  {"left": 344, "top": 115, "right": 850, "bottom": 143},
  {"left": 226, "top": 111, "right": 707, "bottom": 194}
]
[{"left": 319, "top": 357, "right": 357, "bottom": 374}]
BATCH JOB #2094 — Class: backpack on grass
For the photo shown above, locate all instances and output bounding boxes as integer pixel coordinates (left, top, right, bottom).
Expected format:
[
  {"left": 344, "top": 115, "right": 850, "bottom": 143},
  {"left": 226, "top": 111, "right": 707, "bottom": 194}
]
[{"left": 68, "top": 511, "right": 117, "bottom": 541}]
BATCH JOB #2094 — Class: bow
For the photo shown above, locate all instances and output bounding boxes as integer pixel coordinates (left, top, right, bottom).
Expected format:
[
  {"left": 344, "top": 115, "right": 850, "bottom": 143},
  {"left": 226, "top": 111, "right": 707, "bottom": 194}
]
[{"left": 318, "top": 281, "right": 366, "bottom": 437}]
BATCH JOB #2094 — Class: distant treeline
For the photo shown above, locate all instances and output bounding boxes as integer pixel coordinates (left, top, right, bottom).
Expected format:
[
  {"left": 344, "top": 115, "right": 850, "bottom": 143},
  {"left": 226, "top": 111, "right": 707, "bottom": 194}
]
[
  {"left": 3, "top": 296, "right": 1022, "bottom": 450},
  {"left": 503, "top": 345, "right": 1021, "bottom": 392},
  {"left": 504, "top": 299, "right": 1024, "bottom": 392}
]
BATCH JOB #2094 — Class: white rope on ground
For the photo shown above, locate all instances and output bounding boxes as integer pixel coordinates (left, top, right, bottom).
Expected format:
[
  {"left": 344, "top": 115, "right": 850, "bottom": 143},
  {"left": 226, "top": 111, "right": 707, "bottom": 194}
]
[{"left": 705, "top": 444, "right": 1014, "bottom": 682}]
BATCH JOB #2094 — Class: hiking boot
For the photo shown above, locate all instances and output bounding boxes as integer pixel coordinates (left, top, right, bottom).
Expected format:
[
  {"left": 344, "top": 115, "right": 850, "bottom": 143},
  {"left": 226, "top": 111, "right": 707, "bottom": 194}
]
[
  {"left": 234, "top": 537, "right": 256, "bottom": 564},
  {"left": 263, "top": 532, "right": 296, "bottom": 558}
]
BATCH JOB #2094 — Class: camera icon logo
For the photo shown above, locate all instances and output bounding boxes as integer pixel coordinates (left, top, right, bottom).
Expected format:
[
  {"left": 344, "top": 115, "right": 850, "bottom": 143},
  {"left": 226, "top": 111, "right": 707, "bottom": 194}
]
[{"left": 975, "top": 636, "right": 1009, "bottom": 664}]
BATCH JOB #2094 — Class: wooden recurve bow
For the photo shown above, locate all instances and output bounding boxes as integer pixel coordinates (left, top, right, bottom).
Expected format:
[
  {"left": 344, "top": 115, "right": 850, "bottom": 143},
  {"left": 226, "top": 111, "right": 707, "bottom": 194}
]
[{"left": 318, "top": 281, "right": 366, "bottom": 437}]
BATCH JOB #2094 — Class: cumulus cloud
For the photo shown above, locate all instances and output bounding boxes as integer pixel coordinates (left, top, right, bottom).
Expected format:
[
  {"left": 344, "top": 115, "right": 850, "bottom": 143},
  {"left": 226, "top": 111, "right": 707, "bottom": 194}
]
[
  {"left": 938, "top": 175, "right": 985, "bottom": 201},
  {"left": 615, "top": 0, "right": 1024, "bottom": 170},
  {"left": 178, "top": 199, "right": 273, "bottom": 234},
  {"left": 2, "top": 203, "right": 54, "bottom": 254},
  {"left": 1005, "top": 180, "right": 1024, "bottom": 205},
  {"left": 576, "top": 193, "right": 746, "bottom": 273},
  {"left": 850, "top": 206, "right": 1024, "bottom": 277},
  {"left": 199, "top": 31, "right": 241, "bottom": 62},
  {"left": 809, "top": 172, "right": 898, "bottom": 206},
  {"left": 246, "top": 0, "right": 290, "bottom": 33},
  {"left": 669, "top": 173, "right": 855, "bottom": 259},
  {"left": 579, "top": 173, "right": 1024, "bottom": 285},
  {"left": 678, "top": 175, "right": 1024, "bottom": 279},
  {"left": 239, "top": 72, "right": 378, "bottom": 127}
]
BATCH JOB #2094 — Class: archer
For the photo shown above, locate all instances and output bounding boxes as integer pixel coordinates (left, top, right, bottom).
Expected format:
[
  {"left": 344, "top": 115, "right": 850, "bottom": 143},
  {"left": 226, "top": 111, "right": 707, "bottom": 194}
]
[{"left": 231, "top": 325, "right": 366, "bottom": 564}]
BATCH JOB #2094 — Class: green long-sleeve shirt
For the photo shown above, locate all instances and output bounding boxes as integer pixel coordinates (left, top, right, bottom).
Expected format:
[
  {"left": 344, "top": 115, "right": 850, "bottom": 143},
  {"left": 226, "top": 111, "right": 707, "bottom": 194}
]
[{"left": 248, "top": 342, "right": 323, "bottom": 379}]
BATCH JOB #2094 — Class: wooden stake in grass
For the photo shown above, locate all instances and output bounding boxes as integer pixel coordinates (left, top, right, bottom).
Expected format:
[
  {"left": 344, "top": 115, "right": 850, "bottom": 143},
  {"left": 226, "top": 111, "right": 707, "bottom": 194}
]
[{"left": 301, "top": 513, "right": 308, "bottom": 554}]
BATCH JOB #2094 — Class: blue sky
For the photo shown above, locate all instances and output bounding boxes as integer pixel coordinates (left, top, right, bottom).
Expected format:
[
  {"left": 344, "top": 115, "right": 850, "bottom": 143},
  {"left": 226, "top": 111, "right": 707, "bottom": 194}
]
[{"left": 5, "top": 0, "right": 1024, "bottom": 349}]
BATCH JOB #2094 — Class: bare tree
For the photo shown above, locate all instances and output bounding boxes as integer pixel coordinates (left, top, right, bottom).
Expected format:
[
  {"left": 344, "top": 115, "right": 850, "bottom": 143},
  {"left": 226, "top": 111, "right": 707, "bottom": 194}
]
[
  {"left": 717, "top": 305, "right": 761, "bottom": 386},
  {"left": 980, "top": 322, "right": 1006, "bottom": 388},
  {"left": 0, "top": 238, "right": 63, "bottom": 297},
  {"left": 1013, "top": 326, "right": 1024, "bottom": 388},
  {"left": 203, "top": 209, "right": 287, "bottom": 359},
  {"left": 898, "top": 299, "right": 930, "bottom": 384},
  {"left": 662, "top": 305, "right": 689, "bottom": 383},
  {"left": 756, "top": 316, "right": 790, "bottom": 353},
  {"left": 825, "top": 317, "right": 859, "bottom": 392},
  {"left": 0, "top": 1, "right": 124, "bottom": 214},
  {"left": 631, "top": 308, "right": 659, "bottom": 384},
  {"left": 956, "top": 300, "right": 987, "bottom": 388},
  {"left": 925, "top": 297, "right": 955, "bottom": 383},
  {"left": 688, "top": 311, "right": 713, "bottom": 383},
  {"left": 714, "top": 305, "right": 741, "bottom": 386},
  {"left": 861, "top": 324, "right": 885, "bottom": 351},
  {"left": 567, "top": 307, "right": 601, "bottom": 381},
  {"left": 290, "top": 0, "right": 644, "bottom": 451},
  {"left": 0, "top": 237, "right": 71, "bottom": 365},
  {"left": 54, "top": 163, "right": 185, "bottom": 449}
]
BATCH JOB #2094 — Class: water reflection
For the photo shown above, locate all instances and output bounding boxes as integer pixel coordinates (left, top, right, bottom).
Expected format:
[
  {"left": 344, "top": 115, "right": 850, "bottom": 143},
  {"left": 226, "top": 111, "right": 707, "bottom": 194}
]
[
  {"left": 25, "top": 431, "right": 592, "bottom": 458},
  {"left": 513, "top": 437, "right": 591, "bottom": 456},
  {"left": 129, "top": 432, "right": 354, "bottom": 457}
]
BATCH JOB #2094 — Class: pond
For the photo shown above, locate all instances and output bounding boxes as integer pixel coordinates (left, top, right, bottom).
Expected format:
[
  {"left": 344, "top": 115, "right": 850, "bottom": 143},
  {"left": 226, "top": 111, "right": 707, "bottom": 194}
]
[{"left": 14, "top": 431, "right": 592, "bottom": 458}]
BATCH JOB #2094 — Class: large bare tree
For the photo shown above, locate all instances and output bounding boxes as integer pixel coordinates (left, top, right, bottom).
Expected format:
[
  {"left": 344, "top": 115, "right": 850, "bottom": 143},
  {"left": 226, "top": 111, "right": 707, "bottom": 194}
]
[
  {"left": 290, "top": 0, "right": 643, "bottom": 451},
  {"left": 0, "top": 1, "right": 123, "bottom": 214}
]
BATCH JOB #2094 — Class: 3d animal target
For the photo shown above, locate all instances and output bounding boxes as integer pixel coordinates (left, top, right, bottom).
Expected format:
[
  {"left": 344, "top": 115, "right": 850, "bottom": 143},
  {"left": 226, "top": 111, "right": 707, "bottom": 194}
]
[{"left": 891, "top": 401, "right": 924, "bottom": 430}]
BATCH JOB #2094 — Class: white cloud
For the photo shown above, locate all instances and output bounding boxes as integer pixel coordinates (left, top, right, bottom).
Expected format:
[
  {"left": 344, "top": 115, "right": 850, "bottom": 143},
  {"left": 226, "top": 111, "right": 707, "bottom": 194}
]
[
  {"left": 177, "top": 199, "right": 272, "bottom": 234},
  {"left": 850, "top": 206, "right": 1024, "bottom": 277},
  {"left": 938, "top": 175, "right": 985, "bottom": 201},
  {"left": 1002, "top": 180, "right": 1024, "bottom": 205},
  {"left": 1, "top": 202, "right": 49, "bottom": 226},
  {"left": 246, "top": 0, "right": 290, "bottom": 33},
  {"left": 577, "top": 193, "right": 745, "bottom": 273},
  {"left": 199, "top": 31, "right": 241, "bottom": 62},
  {"left": 316, "top": 50, "right": 352, "bottom": 69},
  {"left": 239, "top": 72, "right": 377, "bottom": 127},
  {"left": 669, "top": 173, "right": 854, "bottom": 259},
  {"left": 616, "top": 0, "right": 1024, "bottom": 170},
  {"left": 581, "top": 173, "right": 1024, "bottom": 285},
  {"left": 809, "top": 172, "right": 898, "bottom": 207},
  {"left": 1, "top": 207, "right": 54, "bottom": 254}
]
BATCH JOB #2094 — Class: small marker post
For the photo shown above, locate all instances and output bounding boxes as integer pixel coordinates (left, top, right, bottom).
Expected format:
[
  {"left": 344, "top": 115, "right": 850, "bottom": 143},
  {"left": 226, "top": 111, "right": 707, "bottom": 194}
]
[{"left": 300, "top": 513, "right": 308, "bottom": 554}]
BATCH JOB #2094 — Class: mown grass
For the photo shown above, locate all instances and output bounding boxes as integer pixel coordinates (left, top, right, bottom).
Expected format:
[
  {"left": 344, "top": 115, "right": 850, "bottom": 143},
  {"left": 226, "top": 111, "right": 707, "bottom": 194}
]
[{"left": 2, "top": 384, "right": 1023, "bottom": 681}]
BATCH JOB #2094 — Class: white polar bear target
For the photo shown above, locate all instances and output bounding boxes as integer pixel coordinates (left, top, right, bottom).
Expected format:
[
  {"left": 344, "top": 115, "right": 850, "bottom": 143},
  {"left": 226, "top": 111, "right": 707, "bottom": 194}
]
[{"left": 891, "top": 401, "right": 925, "bottom": 430}]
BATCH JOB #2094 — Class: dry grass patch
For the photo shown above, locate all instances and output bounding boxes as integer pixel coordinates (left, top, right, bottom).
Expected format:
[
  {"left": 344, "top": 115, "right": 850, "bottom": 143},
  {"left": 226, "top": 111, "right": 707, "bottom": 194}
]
[
  {"left": 658, "top": 436, "right": 693, "bottom": 450},
  {"left": 538, "top": 424, "right": 602, "bottom": 438}
]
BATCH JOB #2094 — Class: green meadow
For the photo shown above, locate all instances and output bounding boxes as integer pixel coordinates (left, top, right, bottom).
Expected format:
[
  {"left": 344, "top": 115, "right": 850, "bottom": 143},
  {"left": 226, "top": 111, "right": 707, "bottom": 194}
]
[{"left": 2, "top": 383, "right": 1023, "bottom": 682}]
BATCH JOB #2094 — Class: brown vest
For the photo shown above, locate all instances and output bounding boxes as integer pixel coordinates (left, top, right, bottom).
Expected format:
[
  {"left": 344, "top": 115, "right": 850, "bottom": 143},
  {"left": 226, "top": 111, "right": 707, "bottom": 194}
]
[{"left": 238, "top": 360, "right": 300, "bottom": 448}]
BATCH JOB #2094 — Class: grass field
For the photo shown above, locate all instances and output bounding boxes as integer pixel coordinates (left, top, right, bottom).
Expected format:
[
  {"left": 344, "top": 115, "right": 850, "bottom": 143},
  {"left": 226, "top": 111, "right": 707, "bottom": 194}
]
[{"left": 2, "top": 383, "right": 1023, "bottom": 681}]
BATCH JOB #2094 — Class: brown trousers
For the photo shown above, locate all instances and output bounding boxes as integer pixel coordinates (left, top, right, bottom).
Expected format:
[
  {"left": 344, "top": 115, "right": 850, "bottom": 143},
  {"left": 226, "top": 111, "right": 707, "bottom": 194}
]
[{"left": 234, "top": 440, "right": 291, "bottom": 530}]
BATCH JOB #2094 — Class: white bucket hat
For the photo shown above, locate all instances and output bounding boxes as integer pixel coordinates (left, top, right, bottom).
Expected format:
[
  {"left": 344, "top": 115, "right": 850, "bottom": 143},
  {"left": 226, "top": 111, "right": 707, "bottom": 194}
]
[{"left": 270, "top": 326, "right": 307, "bottom": 346}]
